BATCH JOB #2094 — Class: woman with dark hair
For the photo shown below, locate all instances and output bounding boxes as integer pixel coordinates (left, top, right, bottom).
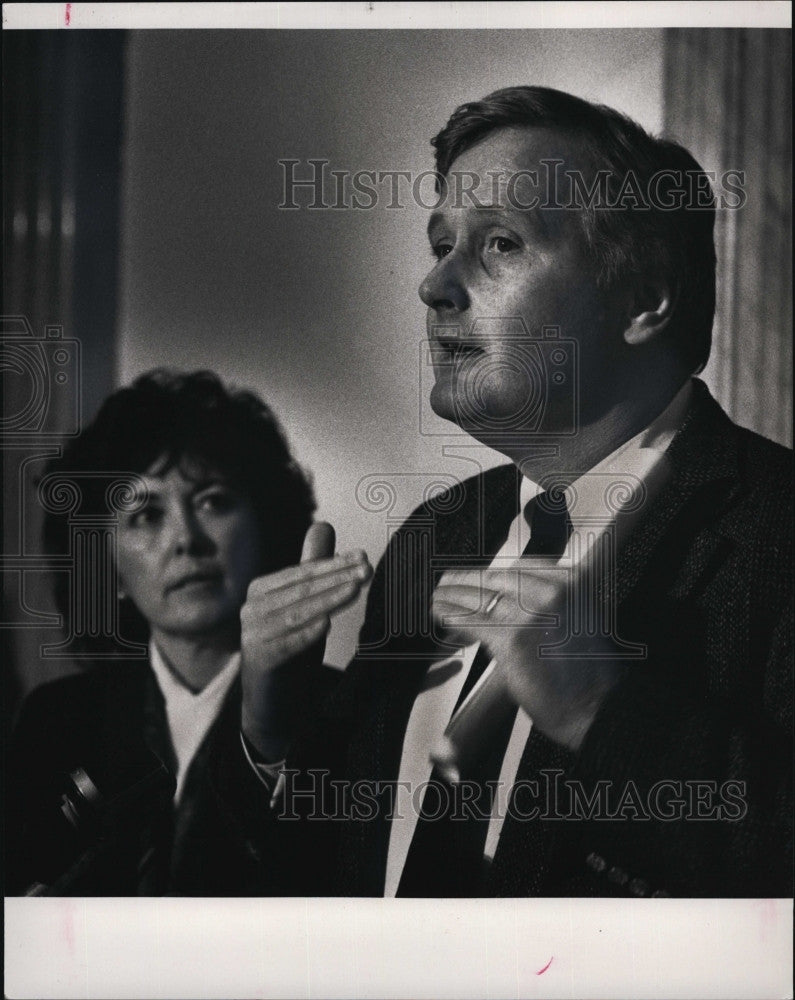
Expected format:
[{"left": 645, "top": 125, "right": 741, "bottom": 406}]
[{"left": 7, "top": 369, "right": 341, "bottom": 895}]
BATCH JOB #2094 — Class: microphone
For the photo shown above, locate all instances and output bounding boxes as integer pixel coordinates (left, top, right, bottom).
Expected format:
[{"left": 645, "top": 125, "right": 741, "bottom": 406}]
[{"left": 24, "top": 748, "right": 175, "bottom": 895}]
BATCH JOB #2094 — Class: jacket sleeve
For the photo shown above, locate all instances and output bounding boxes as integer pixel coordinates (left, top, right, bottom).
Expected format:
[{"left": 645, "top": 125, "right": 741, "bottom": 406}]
[
  {"left": 563, "top": 598, "right": 793, "bottom": 897},
  {"left": 205, "top": 664, "right": 348, "bottom": 895}
]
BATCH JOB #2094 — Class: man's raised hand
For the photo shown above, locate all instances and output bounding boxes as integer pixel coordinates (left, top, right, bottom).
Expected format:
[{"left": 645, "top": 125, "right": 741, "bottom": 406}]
[{"left": 240, "top": 522, "right": 372, "bottom": 760}]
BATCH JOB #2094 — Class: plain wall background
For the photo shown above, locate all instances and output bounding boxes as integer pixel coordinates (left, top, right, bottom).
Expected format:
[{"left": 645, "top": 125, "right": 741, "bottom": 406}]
[{"left": 117, "top": 30, "right": 665, "bottom": 666}]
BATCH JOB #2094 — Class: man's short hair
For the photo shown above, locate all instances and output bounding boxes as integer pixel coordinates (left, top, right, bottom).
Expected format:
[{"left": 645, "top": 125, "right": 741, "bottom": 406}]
[
  {"left": 432, "top": 86, "right": 717, "bottom": 373},
  {"left": 43, "top": 369, "right": 315, "bottom": 649}
]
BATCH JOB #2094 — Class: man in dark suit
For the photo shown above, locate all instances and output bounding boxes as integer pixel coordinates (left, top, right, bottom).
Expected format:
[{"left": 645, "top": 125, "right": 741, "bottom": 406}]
[{"left": 229, "top": 86, "right": 792, "bottom": 898}]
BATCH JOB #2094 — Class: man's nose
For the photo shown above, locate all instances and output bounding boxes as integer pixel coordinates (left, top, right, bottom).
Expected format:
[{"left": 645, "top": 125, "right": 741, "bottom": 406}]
[{"left": 418, "top": 254, "right": 469, "bottom": 312}]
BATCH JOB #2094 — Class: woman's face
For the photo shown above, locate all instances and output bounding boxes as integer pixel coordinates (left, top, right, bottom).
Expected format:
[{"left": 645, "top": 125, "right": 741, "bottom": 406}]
[{"left": 115, "top": 458, "right": 263, "bottom": 643}]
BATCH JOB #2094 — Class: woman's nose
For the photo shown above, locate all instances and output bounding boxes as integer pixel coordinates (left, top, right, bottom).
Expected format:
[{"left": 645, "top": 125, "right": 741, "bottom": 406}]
[
  {"left": 418, "top": 253, "right": 470, "bottom": 312},
  {"left": 169, "top": 506, "right": 211, "bottom": 556}
]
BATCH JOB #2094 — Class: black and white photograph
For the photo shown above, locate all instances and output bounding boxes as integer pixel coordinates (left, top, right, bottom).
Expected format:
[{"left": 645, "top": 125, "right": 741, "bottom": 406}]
[{"left": 3, "top": 2, "right": 792, "bottom": 997}]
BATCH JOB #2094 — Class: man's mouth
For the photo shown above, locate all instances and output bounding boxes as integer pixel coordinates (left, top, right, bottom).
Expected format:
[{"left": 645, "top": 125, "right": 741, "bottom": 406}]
[{"left": 433, "top": 339, "right": 485, "bottom": 365}]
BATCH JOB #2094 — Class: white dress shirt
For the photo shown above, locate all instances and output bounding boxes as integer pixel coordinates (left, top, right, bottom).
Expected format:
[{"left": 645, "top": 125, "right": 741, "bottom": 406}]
[
  {"left": 149, "top": 642, "right": 240, "bottom": 804},
  {"left": 384, "top": 379, "right": 693, "bottom": 896}
]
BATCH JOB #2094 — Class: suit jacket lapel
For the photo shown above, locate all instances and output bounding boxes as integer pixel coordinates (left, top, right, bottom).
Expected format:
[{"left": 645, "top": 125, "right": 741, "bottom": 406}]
[
  {"left": 96, "top": 660, "right": 170, "bottom": 767},
  {"left": 438, "top": 462, "right": 520, "bottom": 563},
  {"left": 489, "top": 381, "right": 744, "bottom": 889},
  {"left": 91, "top": 661, "right": 175, "bottom": 893},
  {"left": 168, "top": 675, "right": 241, "bottom": 887},
  {"left": 342, "top": 464, "right": 521, "bottom": 893},
  {"left": 608, "top": 380, "right": 741, "bottom": 608}
]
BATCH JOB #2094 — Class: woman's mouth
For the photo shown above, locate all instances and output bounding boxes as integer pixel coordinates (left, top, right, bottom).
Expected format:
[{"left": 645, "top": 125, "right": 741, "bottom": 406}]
[{"left": 167, "top": 570, "right": 222, "bottom": 593}]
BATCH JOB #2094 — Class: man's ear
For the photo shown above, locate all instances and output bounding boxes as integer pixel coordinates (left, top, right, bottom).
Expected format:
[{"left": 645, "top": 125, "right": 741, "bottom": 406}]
[{"left": 623, "top": 279, "right": 677, "bottom": 346}]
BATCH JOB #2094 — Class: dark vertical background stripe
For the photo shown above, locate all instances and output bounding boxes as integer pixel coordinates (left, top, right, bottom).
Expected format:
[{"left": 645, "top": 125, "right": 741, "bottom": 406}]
[
  {"left": 665, "top": 28, "right": 792, "bottom": 447},
  {"left": 3, "top": 32, "right": 127, "bottom": 720}
]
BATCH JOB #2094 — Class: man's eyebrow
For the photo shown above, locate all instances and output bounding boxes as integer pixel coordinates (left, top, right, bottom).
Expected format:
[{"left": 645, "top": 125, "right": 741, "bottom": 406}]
[
  {"left": 427, "top": 203, "right": 550, "bottom": 238},
  {"left": 427, "top": 204, "right": 508, "bottom": 234},
  {"left": 426, "top": 210, "right": 445, "bottom": 236},
  {"left": 471, "top": 204, "right": 548, "bottom": 229}
]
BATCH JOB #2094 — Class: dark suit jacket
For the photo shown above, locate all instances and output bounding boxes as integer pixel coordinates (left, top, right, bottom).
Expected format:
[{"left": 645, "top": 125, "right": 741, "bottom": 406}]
[
  {"left": 216, "top": 380, "right": 793, "bottom": 897},
  {"left": 6, "top": 660, "right": 339, "bottom": 895}
]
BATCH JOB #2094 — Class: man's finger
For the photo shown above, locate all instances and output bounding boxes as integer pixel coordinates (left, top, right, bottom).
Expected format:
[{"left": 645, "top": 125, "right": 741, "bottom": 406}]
[
  {"left": 431, "top": 601, "right": 485, "bottom": 648},
  {"left": 302, "top": 521, "right": 336, "bottom": 562},
  {"left": 244, "top": 577, "right": 365, "bottom": 640},
  {"left": 438, "top": 565, "right": 547, "bottom": 595},
  {"left": 432, "top": 598, "right": 485, "bottom": 626},
  {"left": 257, "top": 616, "right": 332, "bottom": 661},
  {"left": 434, "top": 583, "right": 500, "bottom": 612},
  {"left": 251, "top": 560, "right": 371, "bottom": 610},
  {"left": 248, "top": 550, "right": 369, "bottom": 596}
]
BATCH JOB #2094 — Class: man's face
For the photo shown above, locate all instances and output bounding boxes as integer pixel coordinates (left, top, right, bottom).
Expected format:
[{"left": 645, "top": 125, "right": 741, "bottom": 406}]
[{"left": 419, "top": 126, "right": 628, "bottom": 449}]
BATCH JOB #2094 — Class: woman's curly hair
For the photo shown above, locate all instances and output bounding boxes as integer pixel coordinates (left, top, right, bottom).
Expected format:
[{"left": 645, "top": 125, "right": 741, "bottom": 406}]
[{"left": 43, "top": 369, "right": 316, "bottom": 653}]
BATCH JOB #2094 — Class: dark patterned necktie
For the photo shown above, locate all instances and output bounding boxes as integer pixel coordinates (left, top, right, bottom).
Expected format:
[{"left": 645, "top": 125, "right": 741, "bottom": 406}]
[{"left": 396, "top": 490, "right": 573, "bottom": 896}]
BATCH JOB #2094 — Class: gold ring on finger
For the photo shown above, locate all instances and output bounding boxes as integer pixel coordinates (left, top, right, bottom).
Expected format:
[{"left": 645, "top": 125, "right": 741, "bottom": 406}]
[{"left": 484, "top": 592, "right": 502, "bottom": 616}]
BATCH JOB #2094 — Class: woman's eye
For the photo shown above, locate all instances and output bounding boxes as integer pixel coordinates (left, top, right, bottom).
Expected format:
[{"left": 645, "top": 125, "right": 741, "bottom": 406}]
[
  {"left": 128, "top": 506, "right": 161, "bottom": 528},
  {"left": 197, "top": 490, "right": 234, "bottom": 514},
  {"left": 486, "top": 235, "right": 520, "bottom": 254}
]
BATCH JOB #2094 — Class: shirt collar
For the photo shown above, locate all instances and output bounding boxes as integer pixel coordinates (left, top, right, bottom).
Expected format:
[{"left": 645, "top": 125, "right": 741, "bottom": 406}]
[
  {"left": 149, "top": 640, "right": 240, "bottom": 707},
  {"left": 519, "top": 378, "right": 693, "bottom": 520},
  {"left": 149, "top": 641, "right": 240, "bottom": 803}
]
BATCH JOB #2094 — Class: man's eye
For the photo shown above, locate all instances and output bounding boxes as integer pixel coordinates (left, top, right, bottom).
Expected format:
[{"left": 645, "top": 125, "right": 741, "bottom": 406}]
[
  {"left": 431, "top": 242, "right": 453, "bottom": 261},
  {"left": 486, "top": 235, "right": 520, "bottom": 254}
]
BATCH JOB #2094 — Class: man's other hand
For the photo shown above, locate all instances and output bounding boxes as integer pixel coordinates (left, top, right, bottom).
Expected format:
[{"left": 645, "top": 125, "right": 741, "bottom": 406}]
[{"left": 432, "top": 555, "right": 626, "bottom": 752}]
